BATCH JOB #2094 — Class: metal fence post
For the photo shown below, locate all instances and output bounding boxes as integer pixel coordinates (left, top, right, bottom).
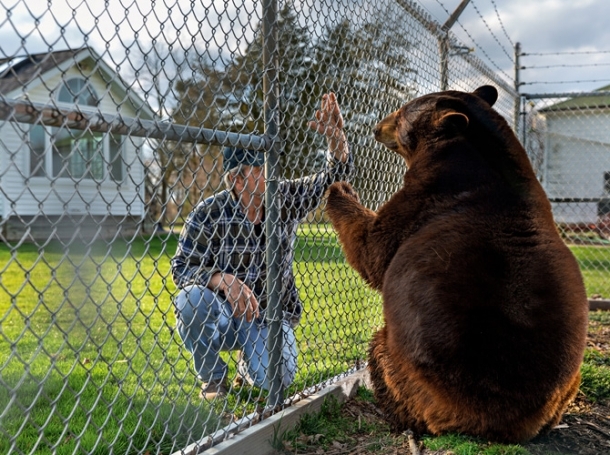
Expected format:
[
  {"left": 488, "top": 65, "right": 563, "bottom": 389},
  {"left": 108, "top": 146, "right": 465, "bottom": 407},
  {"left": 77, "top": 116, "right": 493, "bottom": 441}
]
[
  {"left": 439, "top": 34, "right": 450, "bottom": 91},
  {"left": 514, "top": 42, "right": 522, "bottom": 135},
  {"left": 262, "top": 0, "right": 284, "bottom": 409},
  {"left": 439, "top": 0, "right": 471, "bottom": 91}
]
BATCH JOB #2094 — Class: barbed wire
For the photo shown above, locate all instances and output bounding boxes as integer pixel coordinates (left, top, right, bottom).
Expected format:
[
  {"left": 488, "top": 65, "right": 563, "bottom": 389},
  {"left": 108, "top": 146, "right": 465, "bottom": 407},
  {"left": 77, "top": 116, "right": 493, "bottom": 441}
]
[
  {"left": 452, "top": 26, "right": 513, "bottom": 83},
  {"left": 431, "top": 0, "right": 451, "bottom": 17},
  {"left": 428, "top": 0, "right": 513, "bottom": 83},
  {"left": 470, "top": 0, "right": 513, "bottom": 62},
  {"left": 520, "top": 79, "right": 610, "bottom": 86},
  {"left": 522, "top": 50, "right": 610, "bottom": 56},
  {"left": 523, "top": 62, "right": 610, "bottom": 70},
  {"left": 490, "top": 0, "right": 514, "bottom": 48}
]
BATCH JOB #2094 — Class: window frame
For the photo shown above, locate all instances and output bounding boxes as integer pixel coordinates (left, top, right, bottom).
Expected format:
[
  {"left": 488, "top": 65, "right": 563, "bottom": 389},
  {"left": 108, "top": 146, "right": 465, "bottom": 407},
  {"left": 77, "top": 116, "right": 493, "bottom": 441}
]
[{"left": 27, "top": 77, "right": 125, "bottom": 183}]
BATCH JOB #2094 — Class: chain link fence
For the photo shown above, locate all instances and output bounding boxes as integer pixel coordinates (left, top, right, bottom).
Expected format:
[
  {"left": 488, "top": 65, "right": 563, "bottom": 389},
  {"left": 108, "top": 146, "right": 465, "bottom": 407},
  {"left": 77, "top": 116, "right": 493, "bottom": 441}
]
[
  {"left": 1, "top": 0, "right": 591, "bottom": 454},
  {"left": 521, "top": 91, "right": 610, "bottom": 298}
]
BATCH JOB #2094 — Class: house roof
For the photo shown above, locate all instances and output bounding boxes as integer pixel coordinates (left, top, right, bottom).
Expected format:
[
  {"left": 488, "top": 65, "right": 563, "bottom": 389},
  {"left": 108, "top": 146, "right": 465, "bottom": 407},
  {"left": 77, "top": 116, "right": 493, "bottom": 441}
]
[
  {"left": 540, "top": 84, "right": 610, "bottom": 113},
  {"left": 0, "top": 49, "right": 78, "bottom": 95},
  {"left": 0, "top": 47, "right": 156, "bottom": 120}
]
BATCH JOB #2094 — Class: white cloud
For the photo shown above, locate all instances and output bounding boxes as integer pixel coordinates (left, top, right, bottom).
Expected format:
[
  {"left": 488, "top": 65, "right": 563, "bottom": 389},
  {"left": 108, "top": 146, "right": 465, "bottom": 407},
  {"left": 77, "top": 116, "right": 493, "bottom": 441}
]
[
  {"left": 419, "top": 0, "right": 610, "bottom": 93},
  {"left": 2, "top": 0, "right": 609, "bottom": 96}
]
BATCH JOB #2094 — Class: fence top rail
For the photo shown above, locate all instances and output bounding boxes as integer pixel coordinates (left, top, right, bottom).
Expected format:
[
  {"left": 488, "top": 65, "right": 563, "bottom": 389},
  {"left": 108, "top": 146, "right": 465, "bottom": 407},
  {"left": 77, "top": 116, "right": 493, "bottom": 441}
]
[
  {"left": 0, "top": 97, "right": 271, "bottom": 150},
  {"left": 523, "top": 91, "right": 610, "bottom": 100}
]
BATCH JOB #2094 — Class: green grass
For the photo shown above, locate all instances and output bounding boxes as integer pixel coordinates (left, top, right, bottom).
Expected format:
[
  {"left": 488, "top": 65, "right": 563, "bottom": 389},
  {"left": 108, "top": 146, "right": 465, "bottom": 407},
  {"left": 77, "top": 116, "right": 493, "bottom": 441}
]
[
  {"left": 0, "top": 224, "right": 381, "bottom": 454},
  {"left": 580, "top": 311, "right": 610, "bottom": 403},
  {"left": 570, "top": 245, "right": 610, "bottom": 297},
  {"left": 421, "top": 434, "right": 529, "bottom": 455},
  {"left": 0, "top": 225, "right": 608, "bottom": 454},
  {"left": 0, "top": 234, "right": 216, "bottom": 454},
  {"left": 272, "top": 387, "right": 407, "bottom": 454}
]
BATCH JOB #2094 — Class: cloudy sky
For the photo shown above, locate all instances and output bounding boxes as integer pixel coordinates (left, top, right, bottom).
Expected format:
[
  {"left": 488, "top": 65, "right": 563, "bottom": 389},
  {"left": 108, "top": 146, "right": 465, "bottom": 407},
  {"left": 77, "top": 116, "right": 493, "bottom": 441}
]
[
  {"left": 1, "top": 0, "right": 609, "bottom": 96},
  {"left": 418, "top": 0, "right": 610, "bottom": 94}
]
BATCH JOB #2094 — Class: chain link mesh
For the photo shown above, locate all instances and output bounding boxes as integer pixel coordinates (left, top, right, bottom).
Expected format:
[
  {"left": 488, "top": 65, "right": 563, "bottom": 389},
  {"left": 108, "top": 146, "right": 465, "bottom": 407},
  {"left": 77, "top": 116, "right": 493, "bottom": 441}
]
[
  {"left": 522, "top": 93, "right": 610, "bottom": 297},
  {"left": 1, "top": 0, "right": 596, "bottom": 454}
]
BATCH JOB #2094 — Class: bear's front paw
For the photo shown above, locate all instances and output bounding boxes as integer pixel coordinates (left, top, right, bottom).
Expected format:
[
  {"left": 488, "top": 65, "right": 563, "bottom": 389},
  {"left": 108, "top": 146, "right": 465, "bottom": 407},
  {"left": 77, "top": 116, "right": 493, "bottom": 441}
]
[{"left": 328, "top": 182, "right": 360, "bottom": 203}]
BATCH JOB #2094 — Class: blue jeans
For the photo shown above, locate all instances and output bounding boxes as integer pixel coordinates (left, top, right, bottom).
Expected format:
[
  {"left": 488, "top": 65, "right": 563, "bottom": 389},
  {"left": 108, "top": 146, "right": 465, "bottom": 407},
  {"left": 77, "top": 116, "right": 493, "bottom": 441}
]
[{"left": 174, "top": 285, "right": 298, "bottom": 390}]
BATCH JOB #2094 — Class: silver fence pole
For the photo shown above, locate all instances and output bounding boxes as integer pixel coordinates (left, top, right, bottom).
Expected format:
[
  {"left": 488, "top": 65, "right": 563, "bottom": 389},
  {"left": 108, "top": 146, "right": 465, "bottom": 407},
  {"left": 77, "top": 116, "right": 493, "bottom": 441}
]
[{"left": 262, "top": 0, "right": 284, "bottom": 409}]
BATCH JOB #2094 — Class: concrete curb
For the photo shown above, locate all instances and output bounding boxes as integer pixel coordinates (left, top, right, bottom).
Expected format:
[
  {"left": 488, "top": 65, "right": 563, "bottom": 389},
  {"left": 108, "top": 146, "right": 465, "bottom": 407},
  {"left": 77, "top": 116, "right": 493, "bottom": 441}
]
[
  {"left": 202, "top": 369, "right": 371, "bottom": 455},
  {"left": 590, "top": 299, "right": 610, "bottom": 311}
]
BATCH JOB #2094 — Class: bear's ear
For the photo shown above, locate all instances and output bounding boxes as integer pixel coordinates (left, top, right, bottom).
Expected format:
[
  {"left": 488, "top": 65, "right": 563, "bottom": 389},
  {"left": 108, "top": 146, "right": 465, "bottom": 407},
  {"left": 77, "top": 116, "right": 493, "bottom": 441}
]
[
  {"left": 473, "top": 85, "right": 498, "bottom": 107},
  {"left": 437, "top": 111, "right": 469, "bottom": 133}
]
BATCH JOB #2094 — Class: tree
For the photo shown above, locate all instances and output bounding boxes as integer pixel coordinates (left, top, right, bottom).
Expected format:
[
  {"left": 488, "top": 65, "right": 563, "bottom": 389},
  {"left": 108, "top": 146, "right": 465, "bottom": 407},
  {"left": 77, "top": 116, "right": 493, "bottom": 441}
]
[
  {"left": 125, "top": 41, "right": 192, "bottom": 228},
  {"left": 311, "top": 13, "right": 418, "bottom": 207},
  {"left": 131, "top": 45, "right": 227, "bottom": 224},
  {"left": 172, "top": 1, "right": 322, "bottom": 181}
]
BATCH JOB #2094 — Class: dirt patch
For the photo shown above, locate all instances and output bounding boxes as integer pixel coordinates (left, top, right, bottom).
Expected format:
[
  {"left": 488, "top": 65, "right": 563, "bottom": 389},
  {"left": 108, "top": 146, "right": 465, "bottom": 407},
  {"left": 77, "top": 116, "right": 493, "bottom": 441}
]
[
  {"left": 524, "top": 395, "right": 610, "bottom": 455},
  {"left": 331, "top": 395, "right": 610, "bottom": 455}
]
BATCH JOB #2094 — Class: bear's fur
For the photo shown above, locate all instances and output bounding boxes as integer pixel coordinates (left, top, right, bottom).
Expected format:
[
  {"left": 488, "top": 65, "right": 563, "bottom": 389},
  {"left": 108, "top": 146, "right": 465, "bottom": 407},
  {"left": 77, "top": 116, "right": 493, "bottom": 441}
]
[{"left": 325, "top": 86, "right": 589, "bottom": 443}]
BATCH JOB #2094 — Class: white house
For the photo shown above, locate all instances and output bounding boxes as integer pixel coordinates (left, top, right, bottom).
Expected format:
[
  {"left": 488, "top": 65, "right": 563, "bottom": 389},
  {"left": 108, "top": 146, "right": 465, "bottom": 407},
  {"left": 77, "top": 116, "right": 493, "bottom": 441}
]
[
  {"left": 0, "top": 48, "right": 156, "bottom": 242},
  {"left": 535, "top": 86, "right": 610, "bottom": 228}
]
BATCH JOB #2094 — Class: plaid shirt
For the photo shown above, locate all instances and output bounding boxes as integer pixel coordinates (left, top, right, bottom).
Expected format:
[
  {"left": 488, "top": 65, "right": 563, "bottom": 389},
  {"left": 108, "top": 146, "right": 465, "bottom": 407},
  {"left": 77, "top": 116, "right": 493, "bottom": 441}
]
[{"left": 171, "top": 155, "right": 353, "bottom": 324}]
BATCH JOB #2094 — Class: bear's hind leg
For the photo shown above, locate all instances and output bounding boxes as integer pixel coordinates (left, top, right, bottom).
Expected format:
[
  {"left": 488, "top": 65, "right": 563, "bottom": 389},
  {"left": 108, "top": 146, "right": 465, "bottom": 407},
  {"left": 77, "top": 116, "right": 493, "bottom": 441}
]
[
  {"left": 537, "top": 370, "right": 581, "bottom": 437},
  {"left": 368, "top": 327, "right": 428, "bottom": 435}
]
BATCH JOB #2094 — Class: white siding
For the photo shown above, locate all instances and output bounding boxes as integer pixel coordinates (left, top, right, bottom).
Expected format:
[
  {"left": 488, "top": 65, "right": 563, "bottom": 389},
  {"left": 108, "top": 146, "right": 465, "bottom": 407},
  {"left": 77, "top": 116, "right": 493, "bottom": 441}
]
[
  {"left": 2, "top": 59, "right": 146, "bottom": 219},
  {"left": 550, "top": 202, "right": 598, "bottom": 225},
  {"left": 24, "top": 64, "right": 130, "bottom": 115},
  {"left": 543, "top": 110, "right": 610, "bottom": 224},
  {"left": 0, "top": 125, "right": 8, "bottom": 218},
  {"left": 544, "top": 138, "right": 610, "bottom": 199},
  {"left": 545, "top": 110, "right": 610, "bottom": 144},
  {"left": 0, "top": 121, "right": 28, "bottom": 219}
]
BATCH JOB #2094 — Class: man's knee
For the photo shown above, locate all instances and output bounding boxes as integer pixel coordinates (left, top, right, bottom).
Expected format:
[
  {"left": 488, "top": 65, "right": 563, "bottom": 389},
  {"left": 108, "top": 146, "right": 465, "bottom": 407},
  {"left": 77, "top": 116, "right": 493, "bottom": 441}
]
[{"left": 174, "top": 285, "right": 221, "bottom": 324}]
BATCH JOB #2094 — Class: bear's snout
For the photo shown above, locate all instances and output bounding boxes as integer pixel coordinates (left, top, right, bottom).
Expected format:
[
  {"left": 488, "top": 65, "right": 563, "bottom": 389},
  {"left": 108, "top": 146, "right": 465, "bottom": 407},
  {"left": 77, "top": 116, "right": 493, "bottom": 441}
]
[{"left": 374, "top": 111, "right": 399, "bottom": 150}]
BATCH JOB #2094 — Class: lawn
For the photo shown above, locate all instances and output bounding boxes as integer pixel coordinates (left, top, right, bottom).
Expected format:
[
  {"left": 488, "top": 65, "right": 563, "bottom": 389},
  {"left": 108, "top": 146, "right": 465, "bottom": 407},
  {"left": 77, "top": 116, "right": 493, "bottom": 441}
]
[
  {"left": 0, "top": 225, "right": 381, "bottom": 454},
  {"left": 0, "top": 225, "right": 607, "bottom": 454}
]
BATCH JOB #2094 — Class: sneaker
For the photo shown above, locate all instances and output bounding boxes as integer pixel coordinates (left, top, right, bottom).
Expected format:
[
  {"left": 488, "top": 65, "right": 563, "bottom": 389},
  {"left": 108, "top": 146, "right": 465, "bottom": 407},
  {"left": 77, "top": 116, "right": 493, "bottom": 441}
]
[
  {"left": 199, "top": 378, "right": 229, "bottom": 400},
  {"left": 236, "top": 352, "right": 255, "bottom": 386}
]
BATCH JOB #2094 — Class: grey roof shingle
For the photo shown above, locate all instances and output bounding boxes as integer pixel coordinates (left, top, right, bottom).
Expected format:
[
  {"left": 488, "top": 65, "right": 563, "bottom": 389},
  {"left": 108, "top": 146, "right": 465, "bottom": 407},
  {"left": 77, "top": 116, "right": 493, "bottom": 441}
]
[
  {"left": 0, "top": 47, "right": 155, "bottom": 120},
  {"left": 0, "top": 48, "right": 85, "bottom": 95}
]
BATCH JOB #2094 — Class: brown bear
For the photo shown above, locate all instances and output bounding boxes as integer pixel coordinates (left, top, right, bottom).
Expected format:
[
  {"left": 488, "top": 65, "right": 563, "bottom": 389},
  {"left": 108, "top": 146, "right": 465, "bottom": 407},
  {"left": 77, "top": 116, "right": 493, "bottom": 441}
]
[{"left": 325, "top": 86, "right": 589, "bottom": 443}]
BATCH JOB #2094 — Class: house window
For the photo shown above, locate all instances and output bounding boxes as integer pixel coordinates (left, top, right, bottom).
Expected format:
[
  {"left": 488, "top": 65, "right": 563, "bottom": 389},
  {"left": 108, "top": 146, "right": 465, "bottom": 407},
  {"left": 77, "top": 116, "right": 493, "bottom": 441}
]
[
  {"left": 28, "top": 77, "right": 124, "bottom": 182},
  {"left": 51, "top": 127, "right": 104, "bottom": 180},
  {"left": 109, "top": 134, "right": 124, "bottom": 182},
  {"left": 605, "top": 172, "right": 610, "bottom": 194},
  {"left": 29, "top": 123, "right": 47, "bottom": 177},
  {"left": 58, "top": 77, "right": 99, "bottom": 106}
]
